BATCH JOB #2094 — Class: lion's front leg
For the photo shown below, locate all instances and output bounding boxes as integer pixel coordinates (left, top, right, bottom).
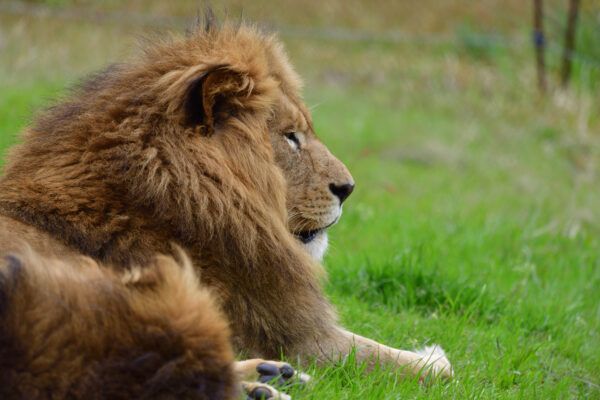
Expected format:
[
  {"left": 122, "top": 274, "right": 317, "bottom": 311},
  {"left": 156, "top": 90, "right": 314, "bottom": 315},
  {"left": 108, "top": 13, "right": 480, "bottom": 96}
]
[{"left": 308, "top": 327, "right": 453, "bottom": 382}]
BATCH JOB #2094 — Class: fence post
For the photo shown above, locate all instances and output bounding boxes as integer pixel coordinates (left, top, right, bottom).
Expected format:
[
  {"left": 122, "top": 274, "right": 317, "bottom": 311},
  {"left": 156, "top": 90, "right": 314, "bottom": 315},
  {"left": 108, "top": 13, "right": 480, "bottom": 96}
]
[
  {"left": 561, "top": 0, "right": 581, "bottom": 88},
  {"left": 533, "top": 0, "right": 547, "bottom": 93}
]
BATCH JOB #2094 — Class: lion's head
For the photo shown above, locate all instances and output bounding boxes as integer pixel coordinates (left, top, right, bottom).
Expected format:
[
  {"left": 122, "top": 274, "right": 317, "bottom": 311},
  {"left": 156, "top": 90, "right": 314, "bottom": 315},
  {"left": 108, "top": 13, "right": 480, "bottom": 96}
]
[{"left": 171, "top": 21, "right": 355, "bottom": 262}]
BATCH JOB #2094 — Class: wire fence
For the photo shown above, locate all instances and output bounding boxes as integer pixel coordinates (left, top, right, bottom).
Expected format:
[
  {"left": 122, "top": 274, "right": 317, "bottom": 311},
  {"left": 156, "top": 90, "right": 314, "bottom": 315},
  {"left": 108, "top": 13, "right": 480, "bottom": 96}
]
[{"left": 1, "top": 1, "right": 599, "bottom": 71}]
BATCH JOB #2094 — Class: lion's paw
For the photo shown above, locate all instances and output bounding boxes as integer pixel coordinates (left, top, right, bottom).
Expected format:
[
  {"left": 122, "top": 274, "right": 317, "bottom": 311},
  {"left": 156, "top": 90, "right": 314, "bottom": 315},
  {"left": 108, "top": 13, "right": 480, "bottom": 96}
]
[{"left": 414, "top": 344, "right": 453, "bottom": 380}]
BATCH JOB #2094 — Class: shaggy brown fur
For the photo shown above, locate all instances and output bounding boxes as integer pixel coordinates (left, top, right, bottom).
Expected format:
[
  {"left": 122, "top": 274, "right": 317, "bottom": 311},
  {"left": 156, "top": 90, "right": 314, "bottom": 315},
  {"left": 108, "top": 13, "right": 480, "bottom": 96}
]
[
  {"left": 0, "top": 246, "right": 236, "bottom": 399},
  {"left": 0, "top": 15, "right": 451, "bottom": 398}
]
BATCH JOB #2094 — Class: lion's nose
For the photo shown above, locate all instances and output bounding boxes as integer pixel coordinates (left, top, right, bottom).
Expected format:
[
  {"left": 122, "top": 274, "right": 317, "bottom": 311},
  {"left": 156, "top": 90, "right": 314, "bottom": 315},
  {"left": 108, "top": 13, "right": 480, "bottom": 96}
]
[{"left": 329, "top": 183, "right": 354, "bottom": 204}]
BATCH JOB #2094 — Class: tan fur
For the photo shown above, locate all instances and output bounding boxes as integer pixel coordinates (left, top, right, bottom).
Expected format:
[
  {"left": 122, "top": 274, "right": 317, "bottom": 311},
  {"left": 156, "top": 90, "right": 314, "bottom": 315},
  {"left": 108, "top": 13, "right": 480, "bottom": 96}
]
[{"left": 0, "top": 16, "right": 451, "bottom": 397}]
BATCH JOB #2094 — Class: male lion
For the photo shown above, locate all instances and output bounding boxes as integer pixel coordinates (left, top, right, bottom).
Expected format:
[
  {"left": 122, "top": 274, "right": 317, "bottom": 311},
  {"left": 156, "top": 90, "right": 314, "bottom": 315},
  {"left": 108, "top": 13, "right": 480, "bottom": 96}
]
[{"left": 0, "top": 16, "right": 451, "bottom": 399}]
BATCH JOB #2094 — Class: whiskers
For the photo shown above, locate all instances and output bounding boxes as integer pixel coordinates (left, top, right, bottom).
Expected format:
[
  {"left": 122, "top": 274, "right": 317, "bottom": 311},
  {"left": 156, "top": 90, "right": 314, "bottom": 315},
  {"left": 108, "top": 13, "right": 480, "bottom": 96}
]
[
  {"left": 291, "top": 218, "right": 315, "bottom": 234},
  {"left": 286, "top": 209, "right": 313, "bottom": 234}
]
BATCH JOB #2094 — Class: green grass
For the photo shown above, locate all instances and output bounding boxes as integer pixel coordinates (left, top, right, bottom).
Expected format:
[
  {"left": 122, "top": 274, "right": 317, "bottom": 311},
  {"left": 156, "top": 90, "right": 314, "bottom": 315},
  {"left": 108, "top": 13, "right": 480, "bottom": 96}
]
[
  {"left": 1, "top": 2, "right": 599, "bottom": 399},
  {"left": 304, "top": 84, "right": 600, "bottom": 399},
  {"left": 0, "top": 82, "right": 65, "bottom": 162}
]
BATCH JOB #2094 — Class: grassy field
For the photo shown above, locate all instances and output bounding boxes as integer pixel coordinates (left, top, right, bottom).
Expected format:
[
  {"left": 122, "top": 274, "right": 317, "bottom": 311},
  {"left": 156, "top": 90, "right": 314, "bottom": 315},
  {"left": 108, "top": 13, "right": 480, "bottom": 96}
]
[{"left": 1, "top": 1, "right": 599, "bottom": 399}]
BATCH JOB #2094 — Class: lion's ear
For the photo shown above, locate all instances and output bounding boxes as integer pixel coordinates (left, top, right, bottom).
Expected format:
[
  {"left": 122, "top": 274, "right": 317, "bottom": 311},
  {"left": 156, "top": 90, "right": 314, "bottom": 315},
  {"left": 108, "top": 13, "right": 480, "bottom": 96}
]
[{"left": 184, "top": 67, "right": 247, "bottom": 136}]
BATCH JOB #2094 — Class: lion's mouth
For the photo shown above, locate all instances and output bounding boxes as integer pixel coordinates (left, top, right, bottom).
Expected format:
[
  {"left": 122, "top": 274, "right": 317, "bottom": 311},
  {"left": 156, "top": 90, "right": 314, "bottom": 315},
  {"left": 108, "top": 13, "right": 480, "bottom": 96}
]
[
  {"left": 293, "top": 218, "right": 340, "bottom": 244},
  {"left": 292, "top": 213, "right": 341, "bottom": 244},
  {"left": 295, "top": 228, "right": 323, "bottom": 244}
]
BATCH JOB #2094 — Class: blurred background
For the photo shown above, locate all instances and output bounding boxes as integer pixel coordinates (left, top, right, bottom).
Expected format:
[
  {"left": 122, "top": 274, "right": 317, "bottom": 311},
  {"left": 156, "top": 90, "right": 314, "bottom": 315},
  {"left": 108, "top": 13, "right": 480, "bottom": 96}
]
[{"left": 1, "top": 1, "right": 599, "bottom": 398}]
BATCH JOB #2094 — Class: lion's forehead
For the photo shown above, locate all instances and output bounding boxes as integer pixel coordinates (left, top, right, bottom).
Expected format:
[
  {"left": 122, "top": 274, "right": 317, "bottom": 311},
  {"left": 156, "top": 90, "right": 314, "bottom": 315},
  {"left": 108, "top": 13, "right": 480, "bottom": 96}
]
[{"left": 270, "top": 90, "right": 311, "bottom": 132}]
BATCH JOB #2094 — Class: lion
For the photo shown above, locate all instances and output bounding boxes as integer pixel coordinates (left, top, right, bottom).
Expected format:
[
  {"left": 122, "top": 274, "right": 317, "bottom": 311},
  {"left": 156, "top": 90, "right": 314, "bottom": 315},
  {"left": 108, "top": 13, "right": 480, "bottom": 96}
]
[{"left": 0, "top": 16, "right": 452, "bottom": 399}]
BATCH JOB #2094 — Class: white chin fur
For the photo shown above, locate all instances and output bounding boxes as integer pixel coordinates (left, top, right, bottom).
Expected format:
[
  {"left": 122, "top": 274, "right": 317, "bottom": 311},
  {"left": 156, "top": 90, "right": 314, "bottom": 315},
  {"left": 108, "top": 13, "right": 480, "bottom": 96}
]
[{"left": 302, "top": 231, "right": 328, "bottom": 261}]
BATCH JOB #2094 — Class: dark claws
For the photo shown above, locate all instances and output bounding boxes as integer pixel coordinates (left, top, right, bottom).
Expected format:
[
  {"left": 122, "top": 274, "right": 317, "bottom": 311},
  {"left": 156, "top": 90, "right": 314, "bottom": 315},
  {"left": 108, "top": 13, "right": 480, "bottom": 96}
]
[
  {"left": 256, "top": 363, "right": 280, "bottom": 376},
  {"left": 256, "top": 363, "right": 295, "bottom": 387}
]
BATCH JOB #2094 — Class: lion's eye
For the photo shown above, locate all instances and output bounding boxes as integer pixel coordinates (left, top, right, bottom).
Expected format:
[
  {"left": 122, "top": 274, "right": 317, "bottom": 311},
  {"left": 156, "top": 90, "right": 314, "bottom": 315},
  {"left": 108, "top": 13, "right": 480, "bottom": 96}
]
[{"left": 284, "top": 132, "right": 301, "bottom": 150}]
